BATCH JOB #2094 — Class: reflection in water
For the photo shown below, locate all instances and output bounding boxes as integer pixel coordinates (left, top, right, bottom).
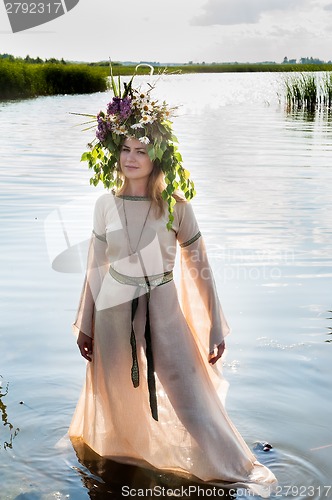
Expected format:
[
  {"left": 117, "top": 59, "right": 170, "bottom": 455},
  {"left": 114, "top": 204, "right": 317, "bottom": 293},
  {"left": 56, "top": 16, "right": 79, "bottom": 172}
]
[
  {"left": 285, "top": 108, "right": 332, "bottom": 123},
  {"left": 71, "top": 438, "right": 236, "bottom": 500},
  {"left": 0, "top": 375, "right": 20, "bottom": 450},
  {"left": 258, "top": 447, "right": 331, "bottom": 500}
]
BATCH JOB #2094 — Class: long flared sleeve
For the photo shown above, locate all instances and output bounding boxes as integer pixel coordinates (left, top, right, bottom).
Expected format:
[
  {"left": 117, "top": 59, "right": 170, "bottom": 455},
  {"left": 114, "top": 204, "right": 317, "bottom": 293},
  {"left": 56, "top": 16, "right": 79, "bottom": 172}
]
[
  {"left": 175, "top": 201, "right": 230, "bottom": 355},
  {"left": 73, "top": 196, "right": 109, "bottom": 338}
]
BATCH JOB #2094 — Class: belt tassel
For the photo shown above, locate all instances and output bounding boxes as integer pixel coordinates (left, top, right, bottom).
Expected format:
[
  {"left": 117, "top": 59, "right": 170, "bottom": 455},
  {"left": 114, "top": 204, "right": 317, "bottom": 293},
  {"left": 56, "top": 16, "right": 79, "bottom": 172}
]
[
  {"left": 130, "top": 287, "right": 158, "bottom": 421},
  {"left": 130, "top": 296, "right": 140, "bottom": 388},
  {"left": 144, "top": 298, "right": 158, "bottom": 421}
]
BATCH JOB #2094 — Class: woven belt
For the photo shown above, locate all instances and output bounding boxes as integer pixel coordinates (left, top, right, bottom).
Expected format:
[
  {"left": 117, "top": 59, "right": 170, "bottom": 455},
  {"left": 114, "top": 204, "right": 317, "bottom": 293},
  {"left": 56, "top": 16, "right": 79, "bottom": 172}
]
[
  {"left": 109, "top": 265, "right": 173, "bottom": 421},
  {"left": 109, "top": 265, "right": 173, "bottom": 291}
]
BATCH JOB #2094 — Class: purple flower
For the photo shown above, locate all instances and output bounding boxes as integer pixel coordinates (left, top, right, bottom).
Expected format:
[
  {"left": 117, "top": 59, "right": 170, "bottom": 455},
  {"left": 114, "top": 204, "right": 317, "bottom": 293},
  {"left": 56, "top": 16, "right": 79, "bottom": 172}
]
[
  {"left": 107, "top": 97, "right": 132, "bottom": 120},
  {"left": 107, "top": 97, "right": 121, "bottom": 115},
  {"left": 96, "top": 112, "right": 109, "bottom": 142},
  {"left": 119, "top": 97, "right": 132, "bottom": 119}
]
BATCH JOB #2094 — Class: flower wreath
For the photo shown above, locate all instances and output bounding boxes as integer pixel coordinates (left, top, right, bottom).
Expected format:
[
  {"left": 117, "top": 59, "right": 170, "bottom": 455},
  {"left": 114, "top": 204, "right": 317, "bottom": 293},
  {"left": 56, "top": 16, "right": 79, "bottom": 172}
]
[{"left": 77, "top": 65, "right": 196, "bottom": 229}]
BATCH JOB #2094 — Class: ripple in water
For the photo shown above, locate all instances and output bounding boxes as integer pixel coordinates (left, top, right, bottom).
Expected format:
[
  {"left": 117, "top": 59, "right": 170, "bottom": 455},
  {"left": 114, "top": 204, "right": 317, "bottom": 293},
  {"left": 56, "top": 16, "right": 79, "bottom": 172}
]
[
  {"left": 256, "top": 337, "right": 310, "bottom": 351},
  {"left": 239, "top": 445, "right": 332, "bottom": 499}
]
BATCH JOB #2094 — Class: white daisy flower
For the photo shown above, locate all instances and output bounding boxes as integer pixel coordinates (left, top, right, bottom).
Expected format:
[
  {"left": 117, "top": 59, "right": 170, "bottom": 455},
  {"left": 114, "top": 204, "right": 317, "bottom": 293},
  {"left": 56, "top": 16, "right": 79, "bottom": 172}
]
[
  {"left": 139, "top": 136, "right": 150, "bottom": 144},
  {"left": 141, "top": 103, "right": 153, "bottom": 113},
  {"left": 114, "top": 125, "right": 127, "bottom": 135},
  {"left": 131, "top": 123, "right": 144, "bottom": 130},
  {"left": 139, "top": 114, "right": 154, "bottom": 124},
  {"left": 131, "top": 97, "right": 141, "bottom": 106},
  {"left": 136, "top": 101, "right": 150, "bottom": 113}
]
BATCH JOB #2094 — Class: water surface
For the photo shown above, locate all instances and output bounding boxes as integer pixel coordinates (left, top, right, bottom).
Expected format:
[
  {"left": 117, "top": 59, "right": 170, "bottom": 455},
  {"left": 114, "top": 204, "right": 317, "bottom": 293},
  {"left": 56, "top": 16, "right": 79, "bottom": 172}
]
[{"left": 0, "top": 73, "right": 331, "bottom": 499}]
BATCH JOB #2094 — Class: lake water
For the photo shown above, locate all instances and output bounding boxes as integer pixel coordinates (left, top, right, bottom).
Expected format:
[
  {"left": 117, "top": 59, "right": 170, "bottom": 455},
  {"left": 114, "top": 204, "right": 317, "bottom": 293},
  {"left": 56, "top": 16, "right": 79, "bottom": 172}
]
[{"left": 0, "top": 72, "right": 331, "bottom": 499}]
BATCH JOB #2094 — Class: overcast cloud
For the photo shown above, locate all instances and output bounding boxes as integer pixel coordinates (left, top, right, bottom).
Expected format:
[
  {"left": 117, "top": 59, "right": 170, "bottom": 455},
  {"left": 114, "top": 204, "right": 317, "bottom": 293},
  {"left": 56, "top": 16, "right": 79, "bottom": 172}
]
[
  {"left": 1, "top": 0, "right": 332, "bottom": 63},
  {"left": 192, "top": 0, "right": 305, "bottom": 26}
]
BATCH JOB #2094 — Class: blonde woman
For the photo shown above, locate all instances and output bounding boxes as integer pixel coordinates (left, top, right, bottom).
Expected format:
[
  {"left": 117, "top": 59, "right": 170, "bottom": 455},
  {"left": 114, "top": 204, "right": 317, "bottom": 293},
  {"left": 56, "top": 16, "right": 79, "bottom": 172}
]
[{"left": 69, "top": 74, "right": 277, "bottom": 497}]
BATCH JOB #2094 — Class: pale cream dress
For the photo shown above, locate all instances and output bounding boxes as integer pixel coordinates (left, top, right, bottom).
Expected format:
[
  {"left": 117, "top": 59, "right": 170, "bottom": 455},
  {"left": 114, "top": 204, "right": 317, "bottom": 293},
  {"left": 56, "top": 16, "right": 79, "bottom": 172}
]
[{"left": 69, "top": 192, "right": 277, "bottom": 497}]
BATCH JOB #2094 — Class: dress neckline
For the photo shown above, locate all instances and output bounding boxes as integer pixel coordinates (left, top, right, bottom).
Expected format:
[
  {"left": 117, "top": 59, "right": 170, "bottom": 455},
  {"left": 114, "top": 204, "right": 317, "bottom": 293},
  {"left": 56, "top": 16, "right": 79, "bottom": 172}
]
[{"left": 115, "top": 194, "right": 151, "bottom": 201}]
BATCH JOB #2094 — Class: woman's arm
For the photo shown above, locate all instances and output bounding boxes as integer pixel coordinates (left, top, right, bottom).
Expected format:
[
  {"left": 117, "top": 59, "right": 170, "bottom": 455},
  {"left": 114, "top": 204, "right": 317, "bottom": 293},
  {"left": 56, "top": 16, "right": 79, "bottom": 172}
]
[
  {"left": 73, "top": 196, "right": 109, "bottom": 360},
  {"left": 77, "top": 331, "right": 93, "bottom": 362},
  {"left": 180, "top": 235, "right": 229, "bottom": 358},
  {"left": 73, "top": 233, "right": 108, "bottom": 337},
  {"left": 175, "top": 202, "right": 230, "bottom": 363}
]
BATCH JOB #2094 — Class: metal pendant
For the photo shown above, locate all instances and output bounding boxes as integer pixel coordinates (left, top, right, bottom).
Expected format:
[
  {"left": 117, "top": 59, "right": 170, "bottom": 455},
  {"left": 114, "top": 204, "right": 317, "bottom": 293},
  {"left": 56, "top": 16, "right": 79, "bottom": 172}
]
[{"left": 129, "top": 252, "right": 139, "bottom": 263}]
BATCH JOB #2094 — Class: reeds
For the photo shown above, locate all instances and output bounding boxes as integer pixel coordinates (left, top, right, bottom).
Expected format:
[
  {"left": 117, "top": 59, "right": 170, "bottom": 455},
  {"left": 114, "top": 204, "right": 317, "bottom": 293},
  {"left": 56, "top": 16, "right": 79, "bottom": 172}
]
[
  {"left": 0, "top": 60, "right": 109, "bottom": 99},
  {"left": 284, "top": 72, "right": 332, "bottom": 111},
  {"left": 327, "top": 310, "right": 332, "bottom": 343},
  {"left": 0, "top": 375, "right": 20, "bottom": 450},
  {"left": 321, "top": 72, "right": 332, "bottom": 108}
]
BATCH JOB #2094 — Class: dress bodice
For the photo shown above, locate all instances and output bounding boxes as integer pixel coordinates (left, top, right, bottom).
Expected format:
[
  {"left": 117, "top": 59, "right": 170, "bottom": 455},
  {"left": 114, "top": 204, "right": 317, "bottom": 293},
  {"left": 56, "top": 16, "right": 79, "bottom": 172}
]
[{"left": 93, "top": 193, "right": 200, "bottom": 277}]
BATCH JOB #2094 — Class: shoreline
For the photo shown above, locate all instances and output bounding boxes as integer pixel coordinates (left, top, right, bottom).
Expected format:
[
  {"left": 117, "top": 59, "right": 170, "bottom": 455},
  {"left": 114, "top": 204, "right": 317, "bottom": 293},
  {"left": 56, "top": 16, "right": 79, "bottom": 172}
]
[{"left": 1, "top": 61, "right": 332, "bottom": 100}]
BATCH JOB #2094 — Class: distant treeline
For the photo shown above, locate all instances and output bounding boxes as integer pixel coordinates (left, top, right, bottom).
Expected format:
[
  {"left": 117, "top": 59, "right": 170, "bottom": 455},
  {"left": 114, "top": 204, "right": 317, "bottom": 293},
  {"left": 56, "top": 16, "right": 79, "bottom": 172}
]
[
  {"left": 0, "top": 53, "right": 67, "bottom": 65},
  {"left": 110, "top": 63, "right": 332, "bottom": 75},
  {"left": 0, "top": 59, "right": 108, "bottom": 99}
]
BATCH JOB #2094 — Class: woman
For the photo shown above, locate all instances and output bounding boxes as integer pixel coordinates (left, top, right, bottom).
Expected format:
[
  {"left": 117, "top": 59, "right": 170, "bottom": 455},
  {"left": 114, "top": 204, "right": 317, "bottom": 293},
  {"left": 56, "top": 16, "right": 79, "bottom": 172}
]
[{"left": 69, "top": 72, "right": 277, "bottom": 497}]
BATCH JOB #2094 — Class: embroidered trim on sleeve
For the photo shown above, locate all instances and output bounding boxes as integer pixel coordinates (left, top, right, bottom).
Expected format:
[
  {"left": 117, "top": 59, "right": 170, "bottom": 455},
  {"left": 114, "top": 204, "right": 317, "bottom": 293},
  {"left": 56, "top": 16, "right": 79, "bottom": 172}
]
[
  {"left": 180, "top": 231, "right": 201, "bottom": 248},
  {"left": 93, "top": 229, "right": 107, "bottom": 242}
]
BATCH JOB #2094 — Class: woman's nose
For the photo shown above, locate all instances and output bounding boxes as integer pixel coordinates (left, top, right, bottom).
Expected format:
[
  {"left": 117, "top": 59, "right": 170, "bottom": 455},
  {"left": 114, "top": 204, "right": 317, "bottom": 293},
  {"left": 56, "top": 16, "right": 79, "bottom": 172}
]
[{"left": 127, "top": 150, "right": 136, "bottom": 161}]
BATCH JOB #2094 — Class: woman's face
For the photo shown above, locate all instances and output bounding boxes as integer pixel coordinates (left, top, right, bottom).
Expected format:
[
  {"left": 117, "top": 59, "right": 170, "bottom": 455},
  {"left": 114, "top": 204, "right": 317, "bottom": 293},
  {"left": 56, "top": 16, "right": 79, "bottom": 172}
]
[{"left": 120, "top": 137, "right": 154, "bottom": 183}]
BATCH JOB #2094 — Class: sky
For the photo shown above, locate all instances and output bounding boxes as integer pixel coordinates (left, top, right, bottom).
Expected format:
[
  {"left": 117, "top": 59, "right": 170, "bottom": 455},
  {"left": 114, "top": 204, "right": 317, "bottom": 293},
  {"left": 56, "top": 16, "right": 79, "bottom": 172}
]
[{"left": 1, "top": 0, "right": 332, "bottom": 63}]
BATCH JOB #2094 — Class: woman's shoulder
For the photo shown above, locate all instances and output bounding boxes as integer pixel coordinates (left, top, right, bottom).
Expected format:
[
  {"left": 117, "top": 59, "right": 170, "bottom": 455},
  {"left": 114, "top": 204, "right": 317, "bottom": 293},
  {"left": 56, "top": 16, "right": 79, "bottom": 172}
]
[
  {"left": 172, "top": 195, "right": 197, "bottom": 230},
  {"left": 173, "top": 194, "right": 194, "bottom": 210},
  {"left": 94, "top": 190, "right": 117, "bottom": 208},
  {"left": 172, "top": 191, "right": 186, "bottom": 203}
]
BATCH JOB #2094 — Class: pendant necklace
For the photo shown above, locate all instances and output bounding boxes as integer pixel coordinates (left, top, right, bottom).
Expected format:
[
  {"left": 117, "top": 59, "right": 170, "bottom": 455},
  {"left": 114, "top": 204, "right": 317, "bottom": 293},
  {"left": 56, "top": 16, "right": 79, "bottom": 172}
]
[{"left": 123, "top": 198, "right": 152, "bottom": 263}]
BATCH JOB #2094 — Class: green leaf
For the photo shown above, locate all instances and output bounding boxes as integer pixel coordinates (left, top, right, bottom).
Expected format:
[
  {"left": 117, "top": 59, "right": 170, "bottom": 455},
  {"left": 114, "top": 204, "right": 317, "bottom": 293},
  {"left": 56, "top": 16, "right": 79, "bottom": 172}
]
[
  {"left": 174, "top": 151, "right": 183, "bottom": 162},
  {"left": 156, "top": 146, "right": 164, "bottom": 161},
  {"left": 166, "top": 184, "right": 174, "bottom": 195},
  {"left": 147, "top": 144, "right": 157, "bottom": 161},
  {"left": 110, "top": 62, "right": 119, "bottom": 97},
  {"left": 81, "top": 152, "right": 90, "bottom": 162},
  {"left": 70, "top": 112, "right": 97, "bottom": 119},
  {"left": 161, "top": 190, "right": 168, "bottom": 201},
  {"left": 183, "top": 168, "right": 191, "bottom": 180}
]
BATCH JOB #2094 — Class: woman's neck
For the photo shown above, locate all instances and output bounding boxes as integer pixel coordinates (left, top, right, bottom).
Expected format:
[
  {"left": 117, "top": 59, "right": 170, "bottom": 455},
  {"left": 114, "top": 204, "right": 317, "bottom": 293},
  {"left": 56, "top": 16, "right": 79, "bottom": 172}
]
[{"left": 122, "top": 180, "right": 149, "bottom": 197}]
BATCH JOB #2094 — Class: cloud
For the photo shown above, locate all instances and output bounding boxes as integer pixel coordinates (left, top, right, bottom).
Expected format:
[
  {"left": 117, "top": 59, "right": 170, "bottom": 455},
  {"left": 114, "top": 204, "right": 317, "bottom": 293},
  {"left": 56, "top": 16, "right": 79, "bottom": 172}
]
[
  {"left": 323, "top": 3, "right": 332, "bottom": 10},
  {"left": 192, "top": 0, "right": 304, "bottom": 26}
]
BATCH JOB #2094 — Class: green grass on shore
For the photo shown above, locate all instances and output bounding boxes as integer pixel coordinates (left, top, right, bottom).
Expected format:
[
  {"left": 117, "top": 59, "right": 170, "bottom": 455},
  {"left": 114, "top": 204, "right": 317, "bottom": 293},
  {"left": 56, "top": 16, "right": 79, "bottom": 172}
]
[
  {"left": 110, "top": 62, "right": 332, "bottom": 75},
  {"left": 0, "top": 60, "right": 108, "bottom": 99}
]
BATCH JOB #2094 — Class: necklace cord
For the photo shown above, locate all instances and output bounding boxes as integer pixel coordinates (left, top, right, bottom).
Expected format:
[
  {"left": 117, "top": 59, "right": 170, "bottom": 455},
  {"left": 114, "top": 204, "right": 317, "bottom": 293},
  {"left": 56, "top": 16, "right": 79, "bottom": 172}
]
[{"left": 123, "top": 198, "right": 152, "bottom": 256}]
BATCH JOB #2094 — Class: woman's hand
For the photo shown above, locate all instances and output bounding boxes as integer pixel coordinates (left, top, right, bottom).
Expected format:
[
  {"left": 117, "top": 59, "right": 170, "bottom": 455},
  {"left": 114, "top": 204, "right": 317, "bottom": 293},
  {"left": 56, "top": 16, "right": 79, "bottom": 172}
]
[
  {"left": 77, "top": 331, "right": 93, "bottom": 362},
  {"left": 208, "top": 341, "right": 225, "bottom": 365}
]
